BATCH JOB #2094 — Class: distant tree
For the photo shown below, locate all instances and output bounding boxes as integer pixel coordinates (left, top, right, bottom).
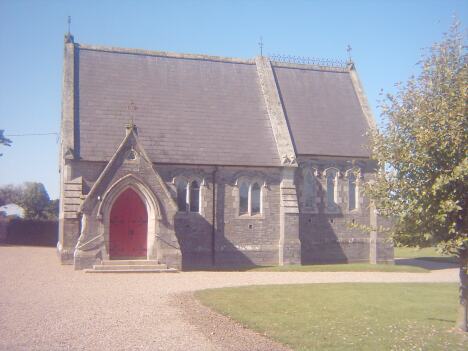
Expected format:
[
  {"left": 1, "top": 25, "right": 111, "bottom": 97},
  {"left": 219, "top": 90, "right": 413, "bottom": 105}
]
[
  {"left": 366, "top": 21, "right": 467, "bottom": 331},
  {"left": 0, "top": 184, "right": 23, "bottom": 206},
  {"left": 17, "top": 182, "right": 51, "bottom": 220},
  {"left": 0, "top": 183, "right": 58, "bottom": 220},
  {"left": 0, "top": 130, "right": 12, "bottom": 156},
  {"left": 44, "top": 199, "right": 59, "bottom": 220}
]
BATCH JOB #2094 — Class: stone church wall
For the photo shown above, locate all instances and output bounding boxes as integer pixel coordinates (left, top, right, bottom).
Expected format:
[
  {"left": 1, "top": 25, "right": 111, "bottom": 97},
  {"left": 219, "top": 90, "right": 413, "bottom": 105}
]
[
  {"left": 157, "top": 165, "right": 282, "bottom": 268},
  {"left": 214, "top": 167, "right": 281, "bottom": 267},
  {"left": 296, "top": 158, "right": 394, "bottom": 264},
  {"left": 59, "top": 159, "right": 392, "bottom": 268}
]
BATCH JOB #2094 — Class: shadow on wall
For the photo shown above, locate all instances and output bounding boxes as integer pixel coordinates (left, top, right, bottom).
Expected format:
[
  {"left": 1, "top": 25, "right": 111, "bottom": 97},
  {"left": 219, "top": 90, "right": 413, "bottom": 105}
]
[
  {"left": 213, "top": 181, "right": 263, "bottom": 268},
  {"left": 300, "top": 211, "right": 348, "bottom": 264},
  {"left": 0, "top": 218, "right": 58, "bottom": 247},
  {"left": 174, "top": 212, "right": 214, "bottom": 269},
  {"left": 174, "top": 181, "right": 257, "bottom": 270}
]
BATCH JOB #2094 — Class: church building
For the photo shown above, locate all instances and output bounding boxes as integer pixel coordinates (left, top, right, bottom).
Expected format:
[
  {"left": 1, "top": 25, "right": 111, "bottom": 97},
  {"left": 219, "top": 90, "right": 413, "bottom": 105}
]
[{"left": 57, "top": 34, "right": 393, "bottom": 270}]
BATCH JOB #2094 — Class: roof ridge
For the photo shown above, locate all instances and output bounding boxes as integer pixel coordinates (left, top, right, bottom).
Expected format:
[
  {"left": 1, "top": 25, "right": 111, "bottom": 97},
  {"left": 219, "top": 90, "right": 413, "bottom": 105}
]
[
  {"left": 271, "top": 60, "right": 351, "bottom": 73},
  {"left": 77, "top": 43, "right": 255, "bottom": 65},
  {"left": 76, "top": 42, "right": 353, "bottom": 72}
]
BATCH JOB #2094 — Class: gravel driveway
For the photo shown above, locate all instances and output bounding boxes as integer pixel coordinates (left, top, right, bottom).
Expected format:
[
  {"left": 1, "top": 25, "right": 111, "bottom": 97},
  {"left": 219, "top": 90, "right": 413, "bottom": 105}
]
[{"left": 0, "top": 246, "right": 458, "bottom": 351}]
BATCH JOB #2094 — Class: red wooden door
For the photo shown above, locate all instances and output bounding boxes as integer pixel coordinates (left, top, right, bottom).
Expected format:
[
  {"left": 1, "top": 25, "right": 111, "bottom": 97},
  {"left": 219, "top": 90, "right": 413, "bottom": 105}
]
[{"left": 109, "top": 188, "right": 148, "bottom": 259}]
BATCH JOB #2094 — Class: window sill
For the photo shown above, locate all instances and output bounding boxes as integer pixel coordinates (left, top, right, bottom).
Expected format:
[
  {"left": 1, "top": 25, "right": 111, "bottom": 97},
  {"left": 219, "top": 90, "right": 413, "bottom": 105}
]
[
  {"left": 324, "top": 205, "right": 341, "bottom": 214},
  {"left": 176, "top": 211, "right": 201, "bottom": 216},
  {"left": 237, "top": 214, "right": 264, "bottom": 219},
  {"left": 302, "top": 207, "right": 318, "bottom": 214}
]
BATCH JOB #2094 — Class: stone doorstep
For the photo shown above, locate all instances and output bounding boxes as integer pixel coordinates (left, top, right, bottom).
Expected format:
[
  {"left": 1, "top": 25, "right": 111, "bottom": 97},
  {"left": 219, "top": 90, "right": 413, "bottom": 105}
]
[
  {"left": 93, "top": 264, "right": 169, "bottom": 270},
  {"left": 85, "top": 267, "right": 178, "bottom": 273},
  {"left": 85, "top": 260, "right": 179, "bottom": 273},
  {"left": 100, "top": 259, "right": 161, "bottom": 266}
]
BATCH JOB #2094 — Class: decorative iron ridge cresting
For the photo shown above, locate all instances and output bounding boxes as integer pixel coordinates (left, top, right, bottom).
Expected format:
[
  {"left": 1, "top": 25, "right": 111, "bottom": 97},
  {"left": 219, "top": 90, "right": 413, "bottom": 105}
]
[{"left": 269, "top": 54, "right": 350, "bottom": 69}]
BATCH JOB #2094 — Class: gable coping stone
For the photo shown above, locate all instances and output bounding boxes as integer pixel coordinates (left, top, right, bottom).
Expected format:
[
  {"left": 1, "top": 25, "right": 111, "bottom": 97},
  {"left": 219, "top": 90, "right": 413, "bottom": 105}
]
[{"left": 255, "top": 56, "right": 297, "bottom": 167}]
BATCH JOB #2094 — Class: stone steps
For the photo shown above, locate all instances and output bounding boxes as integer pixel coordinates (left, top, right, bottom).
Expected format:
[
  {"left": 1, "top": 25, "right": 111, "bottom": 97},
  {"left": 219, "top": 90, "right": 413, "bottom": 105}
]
[
  {"left": 101, "top": 259, "right": 161, "bottom": 266},
  {"left": 85, "top": 260, "right": 178, "bottom": 273}
]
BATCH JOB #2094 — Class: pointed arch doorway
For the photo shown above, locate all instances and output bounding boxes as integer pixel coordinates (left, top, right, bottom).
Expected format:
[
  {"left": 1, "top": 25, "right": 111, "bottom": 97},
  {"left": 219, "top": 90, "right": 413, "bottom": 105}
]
[{"left": 109, "top": 188, "right": 148, "bottom": 259}]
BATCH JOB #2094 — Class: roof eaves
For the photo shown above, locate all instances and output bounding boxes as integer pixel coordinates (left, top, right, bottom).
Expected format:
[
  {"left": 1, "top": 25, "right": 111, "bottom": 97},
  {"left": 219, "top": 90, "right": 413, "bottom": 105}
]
[{"left": 297, "top": 153, "right": 371, "bottom": 159}]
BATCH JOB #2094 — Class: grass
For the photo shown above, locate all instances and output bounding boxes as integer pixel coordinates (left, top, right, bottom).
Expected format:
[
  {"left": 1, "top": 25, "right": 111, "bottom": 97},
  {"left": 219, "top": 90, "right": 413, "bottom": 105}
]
[
  {"left": 395, "top": 246, "right": 458, "bottom": 263},
  {"left": 196, "top": 283, "right": 467, "bottom": 351},
  {"left": 246, "top": 263, "right": 428, "bottom": 273},
  {"left": 187, "top": 263, "right": 428, "bottom": 273}
]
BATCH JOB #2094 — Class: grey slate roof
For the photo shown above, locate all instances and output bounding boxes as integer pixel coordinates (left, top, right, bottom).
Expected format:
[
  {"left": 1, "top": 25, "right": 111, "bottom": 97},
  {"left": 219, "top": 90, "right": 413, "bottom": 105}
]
[
  {"left": 75, "top": 44, "right": 372, "bottom": 165},
  {"left": 272, "top": 65, "right": 371, "bottom": 157},
  {"left": 77, "top": 47, "right": 281, "bottom": 166}
]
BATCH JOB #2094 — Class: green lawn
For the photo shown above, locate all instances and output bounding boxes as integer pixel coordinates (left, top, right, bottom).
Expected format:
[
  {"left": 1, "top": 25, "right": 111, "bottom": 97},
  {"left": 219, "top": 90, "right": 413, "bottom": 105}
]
[
  {"left": 188, "top": 263, "right": 428, "bottom": 273},
  {"left": 196, "top": 283, "right": 467, "bottom": 351},
  {"left": 395, "top": 246, "right": 458, "bottom": 263},
  {"left": 247, "top": 263, "right": 428, "bottom": 273}
]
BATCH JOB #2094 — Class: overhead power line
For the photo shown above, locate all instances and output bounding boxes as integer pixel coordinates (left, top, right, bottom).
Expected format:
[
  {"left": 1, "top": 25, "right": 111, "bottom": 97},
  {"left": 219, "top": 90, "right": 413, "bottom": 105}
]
[
  {"left": 5, "top": 132, "right": 58, "bottom": 137},
  {"left": 5, "top": 132, "right": 59, "bottom": 143}
]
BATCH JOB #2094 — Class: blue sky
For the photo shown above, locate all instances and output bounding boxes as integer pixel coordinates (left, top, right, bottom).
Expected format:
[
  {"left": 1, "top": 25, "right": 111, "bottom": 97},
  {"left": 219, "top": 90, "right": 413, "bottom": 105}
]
[{"left": 0, "top": 0, "right": 466, "bottom": 199}]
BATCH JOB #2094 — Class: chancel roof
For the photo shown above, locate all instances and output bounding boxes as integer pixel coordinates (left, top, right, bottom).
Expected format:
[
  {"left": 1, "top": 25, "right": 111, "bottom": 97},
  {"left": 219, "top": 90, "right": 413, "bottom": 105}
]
[
  {"left": 272, "top": 64, "right": 371, "bottom": 158},
  {"left": 74, "top": 44, "right": 372, "bottom": 165}
]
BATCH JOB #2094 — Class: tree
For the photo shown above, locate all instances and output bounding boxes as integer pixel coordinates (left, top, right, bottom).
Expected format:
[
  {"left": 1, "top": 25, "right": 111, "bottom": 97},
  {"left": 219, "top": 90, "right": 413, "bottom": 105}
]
[
  {"left": 17, "top": 182, "right": 51, "bottom": 220},
  {"left": 0, "top": 129, "right": 12, "bottom": 156},
  {"left": 366, "top": 21, "right": 467, "bottom": 331},
  {"left": 44, "top": 199, "right": 59, "bottom": 220},
  {"left": 0, "top": 184, "right": 23, "bottom": 207},
  {"left": 0, "top": 183, "right": 59, "bottom": 220}
]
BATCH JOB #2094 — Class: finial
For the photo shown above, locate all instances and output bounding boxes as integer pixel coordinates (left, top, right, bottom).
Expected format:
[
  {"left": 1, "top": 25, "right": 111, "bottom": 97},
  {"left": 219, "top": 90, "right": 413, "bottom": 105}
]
[
  {"left": 125, "top": 101, "right": 138, "bottom": 135},
  {"left": 127, "top": 100, "right": 138, "bottom": 124},
  {"left": 258, "top": 36, "right": 264, "bottom": 57},
  {"left": 64, "top": 16, "right": 74, "bottom": 43},
  {"left": 346, "top": 44, "right": 353, "bottom": 63}
]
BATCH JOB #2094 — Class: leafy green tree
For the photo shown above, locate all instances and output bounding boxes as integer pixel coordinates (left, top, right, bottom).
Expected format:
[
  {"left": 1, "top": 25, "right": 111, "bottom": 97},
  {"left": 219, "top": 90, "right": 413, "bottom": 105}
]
[
  {"left": 0, "top": 129, "right": 12, "bottom": 156},
  {"left": 44, "top": 199, "right": 59, "bottom": 220},
  {"left": 0, "top": 183, "right": 58, "bottom": 220},
  {"left": 0, "top": 184, "right": 22, "bottom": 207},
  {"left": 366, "top": 21, "right": 467, "bottom": 331},
  {"left": 17, "top": 182, "right": 51, "bottom": 220}
]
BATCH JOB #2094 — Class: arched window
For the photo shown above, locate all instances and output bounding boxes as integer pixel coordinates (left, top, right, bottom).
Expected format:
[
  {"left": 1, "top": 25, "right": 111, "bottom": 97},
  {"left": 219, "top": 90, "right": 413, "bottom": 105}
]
[
  {"left": 326, "top": 169, "right": 337, "bottom": 208},
  {"left": 239, "top": 183, "right": 249, "bottom": 215},
  {"left": 176, "top": 180, "right": 188, "bottom": 211},
  {"left": 189, "top": 180, "right": 200, "bottom": 213},
  {"left": 176, "top": 178, "right": 202, "bottom": 213},
  {"left": 238, "top": 180, "right": 263, "bottom": 216},
  {"left": 303, "top": 170, "right": 316, "bottom": 208},
  {"left": 251, "top": 183, "right": 261, "bottom": 215},
  {"left": 348, "top": 173, "right": 357, "bottom": 210}
]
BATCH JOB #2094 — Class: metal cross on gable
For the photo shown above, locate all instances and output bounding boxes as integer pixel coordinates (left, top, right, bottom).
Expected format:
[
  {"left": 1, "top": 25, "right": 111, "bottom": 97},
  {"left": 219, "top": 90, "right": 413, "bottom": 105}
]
[
  {"left": 128, "top": 101, "right": 137, "bottom": 115},
  {"left": 258, "top": 36, "right": 264, "bottom": 57},
  {"left": 346, "top": 44, "right": 353, "bottom": 63},
  {"left": 67, "top": 16, "right": 71, "bottom": 35},
  {"left": 127, "top": 101, "right": 138, "bottom": 125}
]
